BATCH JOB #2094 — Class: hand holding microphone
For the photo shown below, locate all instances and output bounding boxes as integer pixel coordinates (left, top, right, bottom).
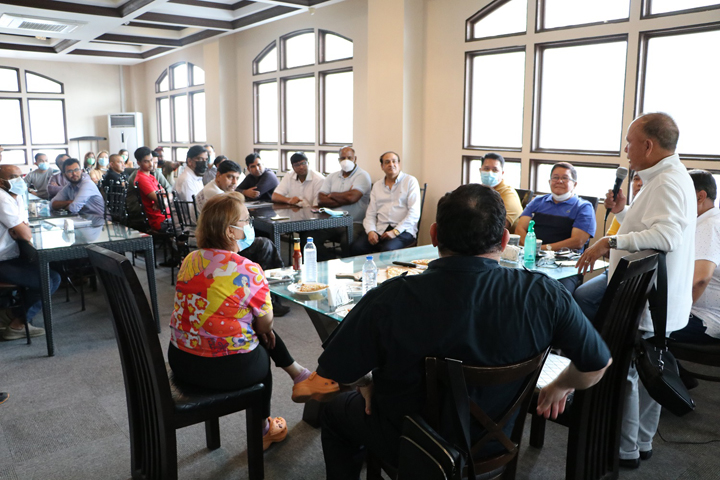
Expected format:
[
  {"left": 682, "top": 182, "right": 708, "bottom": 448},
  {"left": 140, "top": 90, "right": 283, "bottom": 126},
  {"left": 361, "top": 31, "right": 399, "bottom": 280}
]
[{"left": 605, "top": 167, "right": 628, "bottom": 221}]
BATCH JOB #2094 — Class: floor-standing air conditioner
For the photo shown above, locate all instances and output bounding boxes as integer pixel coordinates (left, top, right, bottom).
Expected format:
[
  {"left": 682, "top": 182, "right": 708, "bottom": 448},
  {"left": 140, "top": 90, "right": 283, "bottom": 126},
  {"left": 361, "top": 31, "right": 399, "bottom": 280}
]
[{"left": 108, "top": 112, "right": 144, "bottom": 156}]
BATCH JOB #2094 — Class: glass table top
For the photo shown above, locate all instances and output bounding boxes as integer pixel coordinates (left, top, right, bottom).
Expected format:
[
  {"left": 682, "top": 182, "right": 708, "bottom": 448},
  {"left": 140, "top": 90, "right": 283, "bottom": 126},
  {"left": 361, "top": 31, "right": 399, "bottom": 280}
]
[
  {"left": 29, "top": 214, "right": 149, "bottom": 250},
  {"left": 249, "top": 205, "right": 350, "bottom": 224},
  {"left": 267, "top": 245, "right": 607, "bottom": 322}
]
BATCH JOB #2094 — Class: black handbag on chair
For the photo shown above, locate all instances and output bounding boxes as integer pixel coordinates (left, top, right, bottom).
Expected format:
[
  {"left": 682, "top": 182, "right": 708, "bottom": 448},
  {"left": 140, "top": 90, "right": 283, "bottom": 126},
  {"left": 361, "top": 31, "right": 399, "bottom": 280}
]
[
  {"left": 635, "top": 252, "right": 695, "bottom": 416},
  {"left": 397, "top": 359, "right": 476, "bottom": 480}
]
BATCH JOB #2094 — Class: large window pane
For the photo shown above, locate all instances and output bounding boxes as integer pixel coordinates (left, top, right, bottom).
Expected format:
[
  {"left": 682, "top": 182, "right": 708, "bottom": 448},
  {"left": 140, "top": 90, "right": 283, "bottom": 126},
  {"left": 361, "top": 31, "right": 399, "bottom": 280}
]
[
  {"left": 643, "top": 30, "right": 720, "bottom": 156},
  {"left": 467, "top": 159, "right": 521, "bottom": 188},
  {"left": 543, "top": 0, "right": 629, "bottom": 29},
  {"left": 258, "top": 46, "right": 278, "bottom": 74},
  {"left": 650, "top": 0, "right": 720, "bottom": 14},
  {"left": 256, "top": 149, "right": 279, "bottom": 170},
  {"left": 192, "top": 92, "right": 206, "bottom": 142},
  {"left": 285, "top": 76, "right": 315, "bottom": 143},
  {"left": 159, "top": 98, "right": 171, "bottom": 143},
  {"left": 0, "top": 99, "right": 24, "bottom": 145},
  {"left": 173, "top": 94, "right": 189, "bottom": 143},
  {"left": 468, "top": 51, "right": 525, "bottom": 148},
  {"left": 0, "top": 67, "right": 19, "bottom": 92},
  {"left": 172, "top": 63, "right": 188, "bottom": 89},
  {"left": 33, "top": 149, "right": 67, "bottom": 166},
  {"left": 257, "top": 81, "right": 278, "bottom": 143},
  {"left": 537, "top": 41, "right": 627, "bottom": 152},
  {"left": 175, "top": 147, "right": 189, "bottom": 163},
  {"left": 323, "top": 151, "right": 341, "bottom": 174},
  {"left": 28, "top": 99, "right": 66, "bottom": 145},
  {"left": 470, "top": 0, "right": 527, "bottom": 40},
  {"left": 25, "top": 72, "right": 62, "bottom": 93},
  {"left": 158, "top": 73, "right": 169, "bottom": 93},
  {"left": 2, "top": 150, "right": 26, "bottom": 166},
  {"left": 536, "top": 162, "right": 617, "bottom": 198},
  {"left": 192, "top": 65, "right": 205, "bottom": 86},
  {"left": 324, "top": 33, "right": 353, "bottom": 62},
  {"left": 324, "top": 71, "right": 353, "bottom": 144},
  {"left": 285, "top": 32, "right": 315, "bottom": 69}
]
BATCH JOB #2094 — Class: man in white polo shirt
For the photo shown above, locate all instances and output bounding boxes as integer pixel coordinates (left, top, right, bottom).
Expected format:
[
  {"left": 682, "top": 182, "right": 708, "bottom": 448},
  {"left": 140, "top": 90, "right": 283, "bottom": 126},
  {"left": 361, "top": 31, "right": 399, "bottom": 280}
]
[
  {"left": 350, "top": 151, "right": 421, "bottom": 255},
  {"left": 272, "top": 152, "right": 324, "bottom": 207},
  {"left": 174, "top": 145, "right": 208, "bottom": 201},
  {"left": 0, "top": 165, "right": 61, "bottom": 341},
  {"left": 196, "top": 160, "right": 244, "bottom": 212}
]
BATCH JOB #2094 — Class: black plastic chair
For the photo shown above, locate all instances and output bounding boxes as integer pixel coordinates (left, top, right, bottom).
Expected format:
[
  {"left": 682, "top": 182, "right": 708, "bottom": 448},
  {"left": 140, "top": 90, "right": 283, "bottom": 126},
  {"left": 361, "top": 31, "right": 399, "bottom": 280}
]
[
  {"left": 173, "top": 195, "right": 198, "bottom": 234},
  {"left": 528, "top": 250, "right": 659, "bottom": 480},
  {"left": 406, "top": 182, "right": 428, "bottom": 248},
  {"left": 515, "top": 188, "right": 534, "bottom": 209},
  {"left": 368, "top": 348, "right": 550, "bottom": 480},
  {"left": 104, "top": 184, "right": 129, "bottom": 225},
  {"left": 667, "top": 339, "right": 720, "bottom": 383},
  {"left": 86, "top": 245, "right": 266, "bottom": 480}
]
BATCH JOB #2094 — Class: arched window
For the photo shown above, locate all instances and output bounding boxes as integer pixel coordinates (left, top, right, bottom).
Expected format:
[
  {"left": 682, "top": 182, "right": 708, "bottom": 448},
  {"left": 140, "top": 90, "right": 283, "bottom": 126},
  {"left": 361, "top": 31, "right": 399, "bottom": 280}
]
[
  {"left": 155, "top": 62, "right": 206, "bottom": 162},
  {"left": 252, "top": 29, "right": 353, "bottom": 173},
  {"left": 0, "top": 67, "right": 67, "bottom": 171},
  {"left": 462, "top": 0, "right": 720, "bottom": 198}
]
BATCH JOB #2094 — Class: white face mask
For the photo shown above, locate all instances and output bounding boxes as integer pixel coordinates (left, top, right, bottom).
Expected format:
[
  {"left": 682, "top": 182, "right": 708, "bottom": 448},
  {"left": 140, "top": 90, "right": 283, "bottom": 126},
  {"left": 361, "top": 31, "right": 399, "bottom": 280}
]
[
  {"left": 551, "top": 191, "right": 574, "bottom": 203},
  {"left": 339, "top": 159, "right": 355, "bottom": 173}
]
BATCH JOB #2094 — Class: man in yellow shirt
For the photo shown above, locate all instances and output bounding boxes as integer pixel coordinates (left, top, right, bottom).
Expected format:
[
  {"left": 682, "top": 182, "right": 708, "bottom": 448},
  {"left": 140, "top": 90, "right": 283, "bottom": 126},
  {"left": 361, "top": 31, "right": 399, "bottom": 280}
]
[{"left": 479, "top": 153, "right": 522, "bottom": 229}]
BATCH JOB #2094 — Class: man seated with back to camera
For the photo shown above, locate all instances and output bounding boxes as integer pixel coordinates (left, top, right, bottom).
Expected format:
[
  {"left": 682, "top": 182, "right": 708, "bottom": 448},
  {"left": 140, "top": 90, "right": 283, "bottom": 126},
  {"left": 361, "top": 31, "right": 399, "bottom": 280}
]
[
  {"left": 317, "top": 184, "right": 612, "bottom": 480},
  {"left": 516, "top": 162, "right": 596, "bottom": 293},
  {"left": 51, "top": 158, "right": 105, "bottom": 216},
  {"left": 237, "top": 153, "right": 279, "bottom": 203},
  {"left": 350, "top": 151, "right": 421, "bottom": 255}
]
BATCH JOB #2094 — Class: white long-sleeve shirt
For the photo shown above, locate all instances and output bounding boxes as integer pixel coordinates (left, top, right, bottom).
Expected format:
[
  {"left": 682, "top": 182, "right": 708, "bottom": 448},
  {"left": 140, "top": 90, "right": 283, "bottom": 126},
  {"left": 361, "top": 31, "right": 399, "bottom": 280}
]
[
  {"left": 610, "top": 153, "right": 696, "bottom": 333},
  {"left": 363, "top": 171, "right": 421, "bottom": 238}
]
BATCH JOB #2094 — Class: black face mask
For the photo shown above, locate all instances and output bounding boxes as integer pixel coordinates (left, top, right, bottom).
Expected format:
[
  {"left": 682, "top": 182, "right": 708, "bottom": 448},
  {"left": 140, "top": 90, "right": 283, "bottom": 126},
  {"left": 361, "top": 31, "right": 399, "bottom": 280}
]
[{"left": 193, "top": 161, "right": 207, "bottom": 175}]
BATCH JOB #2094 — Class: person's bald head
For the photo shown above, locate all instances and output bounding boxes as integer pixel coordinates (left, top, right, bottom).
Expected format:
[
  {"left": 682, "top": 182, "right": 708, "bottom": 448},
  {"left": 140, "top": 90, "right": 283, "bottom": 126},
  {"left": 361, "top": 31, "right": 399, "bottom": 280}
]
[
  {"left": 0, "top": 164, "right": 22, "bottom": 180},
  {"left": 636, "top": 112, "right": 679, "bottom": 152}
]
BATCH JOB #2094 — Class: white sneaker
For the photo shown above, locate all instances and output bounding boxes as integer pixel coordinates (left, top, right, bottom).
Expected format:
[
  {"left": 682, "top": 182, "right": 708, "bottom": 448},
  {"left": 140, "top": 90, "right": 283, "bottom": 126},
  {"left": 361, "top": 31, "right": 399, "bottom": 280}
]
[
  {"left": 2, "top": 324, "right": 45, "bottom": 341},
  {"left": 0, "top": 311, "right": 12, "bottom": 332}
]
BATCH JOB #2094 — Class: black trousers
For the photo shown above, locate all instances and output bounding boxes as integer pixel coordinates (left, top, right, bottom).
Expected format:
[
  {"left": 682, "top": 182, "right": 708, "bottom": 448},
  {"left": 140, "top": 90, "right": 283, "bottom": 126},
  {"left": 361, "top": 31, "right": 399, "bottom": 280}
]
[
  {"left": 321, "top": 391, "right": 402, "bottom": 480},
  {"left": 240, "top": 237, "right": 284, "bottom": 270},
  {"left": 168, "top": 331, "right": 295, "bottom": 418}
]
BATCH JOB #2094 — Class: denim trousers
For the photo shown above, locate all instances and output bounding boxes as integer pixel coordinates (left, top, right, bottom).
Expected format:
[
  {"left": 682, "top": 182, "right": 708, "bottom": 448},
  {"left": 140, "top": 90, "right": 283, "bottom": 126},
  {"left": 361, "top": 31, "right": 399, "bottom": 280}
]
[{"left": 0, "top": 257, "right": 61, "bottom": 322}]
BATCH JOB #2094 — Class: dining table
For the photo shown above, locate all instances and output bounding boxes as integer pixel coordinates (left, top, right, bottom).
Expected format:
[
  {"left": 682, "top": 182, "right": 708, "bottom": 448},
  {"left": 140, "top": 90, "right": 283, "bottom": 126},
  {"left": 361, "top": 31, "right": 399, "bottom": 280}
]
[{"left": 29, "top": 214, "right": 160, "bottom": 356}]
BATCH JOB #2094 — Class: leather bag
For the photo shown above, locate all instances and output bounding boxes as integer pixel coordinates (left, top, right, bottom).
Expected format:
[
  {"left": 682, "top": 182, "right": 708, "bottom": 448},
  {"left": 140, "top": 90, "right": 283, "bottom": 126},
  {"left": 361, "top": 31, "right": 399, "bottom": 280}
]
[
  {"left": 635, "top": 252, "right": 695, "bottom": 416},
  {"left": 397, "top": 359, "right": 476, "bottom": 480}
]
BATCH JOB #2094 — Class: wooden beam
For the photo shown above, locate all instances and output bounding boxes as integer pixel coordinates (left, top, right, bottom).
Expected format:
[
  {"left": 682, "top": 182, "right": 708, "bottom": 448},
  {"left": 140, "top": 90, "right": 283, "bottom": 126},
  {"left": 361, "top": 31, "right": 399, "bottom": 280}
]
[
  {"left": 231, "top": 5, "right": 298, "bottom": 29},
  {"left": 142, "top": 46, "right": 175, "bottom": 58},
  {"left": 53, "top": 39, "right": 80, "bottom": 53},
  {"left": 69, "top": 49, "right": 144, "bottom": 59},
  {"left": 0, "top": 0, "right": 119, "bottom": 17},
  {"left": 135, "top": 12, "right": 233, "bottom": 30},
  {"left": 0, "top": 41, "right": 55, "bottom": 53},
  {"left": 126, "top": 21, "right": 185, "bottom": 31},
  {"left": 180, "top": 29, "right": 223, "bottom": 46},
  {"left": 119, "top": 0, "right": 157, "bottom": 18},
  {"left": 95, "top": 33, "right": 182, "bottom": 47}
]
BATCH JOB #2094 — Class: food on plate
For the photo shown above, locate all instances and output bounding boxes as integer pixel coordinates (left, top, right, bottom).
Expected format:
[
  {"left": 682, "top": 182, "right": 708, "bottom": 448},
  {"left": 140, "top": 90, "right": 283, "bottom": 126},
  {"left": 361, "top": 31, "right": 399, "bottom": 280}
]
[
  {"left": 386, "top": 266, "right": 422, "bottom": 279},
  {"left": 411, "top": 259, "right": 432, "bottom": 266},
  {"left": 296, "top": 282, "right": 328, "bottom": 293}
]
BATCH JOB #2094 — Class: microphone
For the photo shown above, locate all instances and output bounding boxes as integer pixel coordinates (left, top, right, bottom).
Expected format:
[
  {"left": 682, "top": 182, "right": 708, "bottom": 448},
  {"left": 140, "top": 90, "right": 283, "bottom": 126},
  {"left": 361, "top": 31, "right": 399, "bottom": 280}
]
[{"left": 605, "top": 167, "right": 628, "bottom": 221}]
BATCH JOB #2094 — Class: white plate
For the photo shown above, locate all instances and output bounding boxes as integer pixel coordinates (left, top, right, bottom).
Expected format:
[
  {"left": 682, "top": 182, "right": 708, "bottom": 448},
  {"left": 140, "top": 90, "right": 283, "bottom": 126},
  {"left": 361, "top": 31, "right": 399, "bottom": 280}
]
[{"left": 287, "top": 283, "right": 328, "bottom": 296}]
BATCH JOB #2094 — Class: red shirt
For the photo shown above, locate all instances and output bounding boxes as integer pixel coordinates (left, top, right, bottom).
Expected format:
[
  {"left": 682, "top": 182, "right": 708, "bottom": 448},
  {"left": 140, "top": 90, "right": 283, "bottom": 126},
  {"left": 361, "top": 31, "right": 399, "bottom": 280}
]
[{"left": 135, "top": 171, "right": 167, "bottom": 230}]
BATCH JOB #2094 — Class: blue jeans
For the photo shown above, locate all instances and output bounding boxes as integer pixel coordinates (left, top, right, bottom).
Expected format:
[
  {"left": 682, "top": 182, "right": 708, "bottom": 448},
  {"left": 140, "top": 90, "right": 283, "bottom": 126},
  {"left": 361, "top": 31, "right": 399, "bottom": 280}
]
[
  {"left": 350, "top": 230, "right": 416, "bottom": 256},
  {"left": 0, "top": 257, "right": 61, "bottom": 322},
  {"left": 573, "top": 269, "right": 608, "bottom": 324}
]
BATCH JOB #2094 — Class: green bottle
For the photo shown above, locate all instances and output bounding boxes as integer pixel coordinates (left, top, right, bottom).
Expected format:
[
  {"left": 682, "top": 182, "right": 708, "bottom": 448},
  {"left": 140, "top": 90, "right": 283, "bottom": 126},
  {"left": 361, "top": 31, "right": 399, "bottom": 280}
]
[{"left": 524, "top": 220, "right": 536, "bottom": 268}]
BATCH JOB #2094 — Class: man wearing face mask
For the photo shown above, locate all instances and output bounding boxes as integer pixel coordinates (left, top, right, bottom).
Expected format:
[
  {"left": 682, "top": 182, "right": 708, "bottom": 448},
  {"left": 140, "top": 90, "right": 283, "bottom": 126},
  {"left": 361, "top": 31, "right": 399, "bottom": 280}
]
[
  {"left": 315, "top": 146, "right": 372, "bottom": 259},
  {"left": 0, "top": 165, "right": 62, "bottom": 340},
  {"left": 174, "top": 145, "right": 208, "bottom": 202},
  {"left": 479, "top": 153, "right": 522, "bottom": 230},
  {"left": 51, "top": 158, "right": 105, "bottom": 216},
  {"left": 47, "top": 153, "right": 70, "bottom": 199},
  {"left": 516, "top": 162, "right": 596, "bottom": 292},
  {"left": 24, "top": 153, "right": 55, "bottom": 200}
]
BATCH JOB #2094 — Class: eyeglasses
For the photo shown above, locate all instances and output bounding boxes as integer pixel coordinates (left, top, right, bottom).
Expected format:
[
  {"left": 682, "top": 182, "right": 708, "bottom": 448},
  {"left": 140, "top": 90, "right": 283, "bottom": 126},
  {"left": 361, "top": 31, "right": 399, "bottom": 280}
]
[
  {"left": 550, "top": 176, "right": 573, "bottom": 183},
  {"left": 293, "top": 161, "right": 309, "bottom": 167},
  {"left": 230, "top": 217, "right": 254, "bottom": 229},
  {"left": 65, "top": 168, "right": 82, "bottom": 174}
]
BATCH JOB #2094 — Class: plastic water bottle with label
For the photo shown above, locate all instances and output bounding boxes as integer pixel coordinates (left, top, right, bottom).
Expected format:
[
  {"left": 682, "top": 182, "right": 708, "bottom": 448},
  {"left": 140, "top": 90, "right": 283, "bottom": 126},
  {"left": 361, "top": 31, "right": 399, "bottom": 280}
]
[
  {"left": 362, "top": 255, "right": 377, "bottom": 295},
  {"left": 524, "top": 220, "right": 537, "bottom": 269},
  {"left": 304, "top": 237, "right": 317, "bottom": 283}
]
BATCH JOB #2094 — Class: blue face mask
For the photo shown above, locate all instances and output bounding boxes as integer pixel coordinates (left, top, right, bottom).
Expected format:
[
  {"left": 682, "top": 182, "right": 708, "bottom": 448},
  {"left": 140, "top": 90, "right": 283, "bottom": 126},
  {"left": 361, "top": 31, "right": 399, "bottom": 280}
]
[
  {"left": 38, "top": 162, "right": 49, "bottom": 171},
  {"left": 231, "top": 224, "right": 255, "bottom": 251},
  {"left": 480, "top": 171, "right": 501, "bottom": 188},
  {"left": 98, "top": 157, "right": 109, "bottom": 167},
  {"left": 9, "top": 177, "right": 27, "bottom": 196}
]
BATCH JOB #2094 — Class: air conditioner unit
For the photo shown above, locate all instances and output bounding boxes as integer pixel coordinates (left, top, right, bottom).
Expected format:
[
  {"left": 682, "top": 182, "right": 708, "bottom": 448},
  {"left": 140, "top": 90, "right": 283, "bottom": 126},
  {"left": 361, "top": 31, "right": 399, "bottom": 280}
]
[
  {"left": 108, "top": 113, "right": 144, "bottom": 159},
  {"left": 0, "top": 13, "right": 84, "bottom": 34}
]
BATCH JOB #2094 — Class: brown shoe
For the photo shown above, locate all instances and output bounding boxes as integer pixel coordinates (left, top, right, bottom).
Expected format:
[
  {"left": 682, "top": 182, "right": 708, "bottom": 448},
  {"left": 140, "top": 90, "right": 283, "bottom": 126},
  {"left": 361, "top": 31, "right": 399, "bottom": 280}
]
[{"left": 292, "top": 372, "right": 340, "bottom": 403}]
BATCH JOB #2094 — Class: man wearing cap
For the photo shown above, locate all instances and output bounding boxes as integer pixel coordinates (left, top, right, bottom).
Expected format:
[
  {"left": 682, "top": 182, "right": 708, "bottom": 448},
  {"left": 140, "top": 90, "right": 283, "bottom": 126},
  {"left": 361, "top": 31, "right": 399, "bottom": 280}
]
[
  {"left": 174, "top": 145, "right": 208, "bottom": 201},
  {"left": 272, "top": 152, "right": 324, "bottom": 207}
]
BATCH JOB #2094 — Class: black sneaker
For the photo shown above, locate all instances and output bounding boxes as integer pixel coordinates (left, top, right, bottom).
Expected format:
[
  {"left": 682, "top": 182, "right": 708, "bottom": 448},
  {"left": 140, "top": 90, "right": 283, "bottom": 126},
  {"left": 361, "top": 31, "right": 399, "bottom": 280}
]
[
  {"left": 619, "top": 458, "right": 640, "bottom": 469},
  {"left": 640, "top": 450, "right": 652, "bottom": 460}
]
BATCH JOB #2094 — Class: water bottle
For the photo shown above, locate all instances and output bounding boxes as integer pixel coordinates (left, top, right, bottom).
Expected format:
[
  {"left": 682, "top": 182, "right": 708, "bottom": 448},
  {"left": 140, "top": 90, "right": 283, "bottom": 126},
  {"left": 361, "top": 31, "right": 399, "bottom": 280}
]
[
  {"left": 524, "top": 220, "right": 537, "bottom": 269},
  {"left": 303, "top": 237, "right": 317, "bottom": 283},
  {"left": 362, "top": 255, "right": 378, "bottom": 295}
]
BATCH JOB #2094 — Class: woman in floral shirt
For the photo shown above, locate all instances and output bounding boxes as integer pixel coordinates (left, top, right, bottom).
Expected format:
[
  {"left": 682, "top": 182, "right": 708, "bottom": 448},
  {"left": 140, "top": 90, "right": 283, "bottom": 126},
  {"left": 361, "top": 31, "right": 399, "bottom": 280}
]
[{"left": 168, "top": 192, "right": 337, "bottom": 450}]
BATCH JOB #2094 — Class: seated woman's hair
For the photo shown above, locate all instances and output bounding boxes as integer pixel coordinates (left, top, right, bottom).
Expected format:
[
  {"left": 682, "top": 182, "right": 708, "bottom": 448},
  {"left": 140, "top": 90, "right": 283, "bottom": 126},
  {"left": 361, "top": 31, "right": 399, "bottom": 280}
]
[{"left": 196, "top": 192, "right": 246, "bottom": 250}]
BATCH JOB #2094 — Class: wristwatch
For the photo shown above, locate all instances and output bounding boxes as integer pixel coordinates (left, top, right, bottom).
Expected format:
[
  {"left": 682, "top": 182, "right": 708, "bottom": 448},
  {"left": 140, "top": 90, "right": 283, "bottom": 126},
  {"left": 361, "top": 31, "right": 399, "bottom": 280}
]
[{"left": 608, "top": 236, "right": 618, "bottom": 249}]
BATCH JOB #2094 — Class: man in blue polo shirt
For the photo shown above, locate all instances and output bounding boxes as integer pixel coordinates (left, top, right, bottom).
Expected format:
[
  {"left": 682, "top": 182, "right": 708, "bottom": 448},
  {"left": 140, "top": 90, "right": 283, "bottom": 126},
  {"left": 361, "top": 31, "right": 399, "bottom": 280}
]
[{"left": 516, "top": 162, "right": 596, "bottom": 292}]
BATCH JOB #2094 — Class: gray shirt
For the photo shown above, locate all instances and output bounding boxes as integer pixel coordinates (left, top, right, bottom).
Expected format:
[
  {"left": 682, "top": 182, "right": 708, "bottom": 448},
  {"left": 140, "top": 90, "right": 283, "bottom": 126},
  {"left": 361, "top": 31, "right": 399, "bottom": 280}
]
[
  {"left": 24, "top": 167, "right": 56, "bottom": 200},
  {"left": 319, "top": 166, "right": 372, "bottom": 223}
]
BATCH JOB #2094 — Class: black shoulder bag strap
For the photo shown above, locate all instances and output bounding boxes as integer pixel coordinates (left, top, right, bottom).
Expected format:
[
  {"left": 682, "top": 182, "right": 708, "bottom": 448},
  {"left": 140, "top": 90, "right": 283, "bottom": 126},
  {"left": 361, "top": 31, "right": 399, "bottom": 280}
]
[
  {"left": 446, "top": 359, "right": 477, "bottom": 480},
  {"left": 647, "top": 251, "right": 668, "bottom": 346}
]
